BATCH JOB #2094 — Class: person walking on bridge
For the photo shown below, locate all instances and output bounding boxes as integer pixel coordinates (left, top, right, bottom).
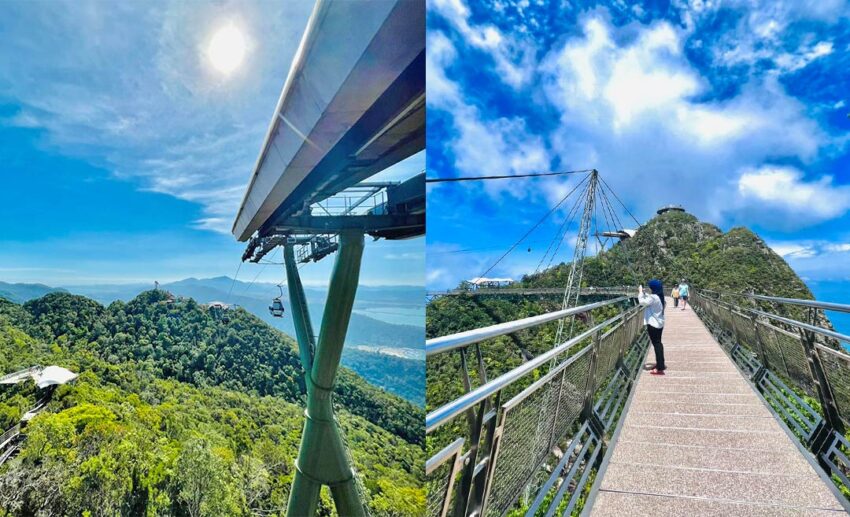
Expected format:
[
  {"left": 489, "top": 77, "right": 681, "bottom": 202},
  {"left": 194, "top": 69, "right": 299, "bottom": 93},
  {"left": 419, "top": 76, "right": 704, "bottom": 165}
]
[
  {"left": 678, "top": 280, "right": 690, "bottom": 311},
  {"left": 672, "top": 286, "right": 680, "bottom": 308},
  {"left": 639, "top": 280, "right": 666, "bottom": 375}
]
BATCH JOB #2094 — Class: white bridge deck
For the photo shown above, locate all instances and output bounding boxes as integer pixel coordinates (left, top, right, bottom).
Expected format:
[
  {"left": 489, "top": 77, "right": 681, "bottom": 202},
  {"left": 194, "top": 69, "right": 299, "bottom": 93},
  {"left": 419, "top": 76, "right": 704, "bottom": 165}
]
[{"left": 589, "top": 300, "right": 846, "bottom": 516}]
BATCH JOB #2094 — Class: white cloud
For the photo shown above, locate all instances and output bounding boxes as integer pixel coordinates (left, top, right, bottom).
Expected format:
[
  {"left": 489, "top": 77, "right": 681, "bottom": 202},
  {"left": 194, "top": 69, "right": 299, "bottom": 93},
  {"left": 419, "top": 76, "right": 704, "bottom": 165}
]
[
  {"left": 430, "top": 0, "right": 536, "bottom": 88},
  {"left": 825, "top": 243, "right": 850, "bottom": 252},
  {"left": 768, "top": 238, "right": 850, "bottom": 280},
  {"left": 427, "top": 30, "right": 552, "bottom": 202},
  {"left": 682, "top": 0, "right": 847, "bottom": 75},
  {"left": 769, "top": 242, "right": 817, "bottom": 258},
  {"left": 737, "top": 166, "right": 850, "bottom": 222},
  {"left": 536, "top": 14, "right": 831, "bottom": 227}
]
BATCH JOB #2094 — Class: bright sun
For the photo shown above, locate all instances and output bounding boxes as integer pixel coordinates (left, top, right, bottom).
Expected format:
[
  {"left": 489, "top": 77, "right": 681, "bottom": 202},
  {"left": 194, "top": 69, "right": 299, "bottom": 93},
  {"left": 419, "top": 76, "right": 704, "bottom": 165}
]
[{"left": 207, "top": 23, "right": 246, "bottom": 74}]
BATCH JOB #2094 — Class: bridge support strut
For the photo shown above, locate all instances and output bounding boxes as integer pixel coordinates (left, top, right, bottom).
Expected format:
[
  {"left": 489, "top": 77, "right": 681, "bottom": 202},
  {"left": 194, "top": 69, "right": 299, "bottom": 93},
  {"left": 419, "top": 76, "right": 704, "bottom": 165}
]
[{"left": 284, "top": 231, "right": 367, "bottom": 517}]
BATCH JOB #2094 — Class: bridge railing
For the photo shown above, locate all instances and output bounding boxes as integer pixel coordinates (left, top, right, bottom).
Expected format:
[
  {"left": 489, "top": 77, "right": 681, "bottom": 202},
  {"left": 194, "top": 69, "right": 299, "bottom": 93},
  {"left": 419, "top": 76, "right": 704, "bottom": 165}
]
[
  {"left": 426, "top": 296, "right": 648, "bottom": 517},
  {"left": 0, "top": 366, "right": 42, "bottom": 385},
  {"left": 426, "top": 286, "right": 635, "bottom": 299},
  {"left": 0, "top": 424, "right": 20, "bottom": 450},
  {"left": 691, "top": 290, "right": 850, "bottom": 496}
]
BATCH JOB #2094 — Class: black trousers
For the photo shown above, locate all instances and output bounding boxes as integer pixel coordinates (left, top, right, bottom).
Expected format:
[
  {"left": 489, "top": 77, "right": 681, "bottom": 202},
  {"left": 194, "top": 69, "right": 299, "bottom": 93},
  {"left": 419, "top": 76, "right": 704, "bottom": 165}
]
[{"left": 647, "top": 324, "right": 665, "bottom": 370}]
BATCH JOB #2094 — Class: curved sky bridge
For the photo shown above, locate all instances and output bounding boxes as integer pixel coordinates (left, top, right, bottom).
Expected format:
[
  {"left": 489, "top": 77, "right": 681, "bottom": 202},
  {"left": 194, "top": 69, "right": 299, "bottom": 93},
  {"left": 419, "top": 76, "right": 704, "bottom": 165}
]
[
  {"left": 0, "top": 365, "right": 78, "bottom": 467},
  {"left": 425, "top": 290, "right": 850, "bottom": 517},
  {"left": 426, "top": 286, "right": 634, "bottom": 300}
]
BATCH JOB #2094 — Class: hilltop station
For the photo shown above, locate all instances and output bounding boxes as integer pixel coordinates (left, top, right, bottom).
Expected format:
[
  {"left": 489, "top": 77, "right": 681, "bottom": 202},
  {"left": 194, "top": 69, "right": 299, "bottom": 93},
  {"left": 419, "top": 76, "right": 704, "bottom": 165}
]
[{"left": 230, "top": 1, "right": 424, "bottom": 515}]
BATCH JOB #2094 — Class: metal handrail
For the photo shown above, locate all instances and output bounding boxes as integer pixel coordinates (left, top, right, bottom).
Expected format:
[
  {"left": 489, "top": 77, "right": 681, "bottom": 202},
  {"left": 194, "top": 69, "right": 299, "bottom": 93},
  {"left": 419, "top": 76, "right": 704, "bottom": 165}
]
[
  {"left": 0, "top": 366, "right": 42, "bottom": 385},
  {"left": 697, "top": 289, "right": 850, "bottom": 343},
  {"left": 426, "top": 296, "right": 631, "bottom": 356},
  {"left": 426, "top": 310, "right": 632, "bottom": 433},
  {"left": 699, "top": 289, "right": 850, "bottom": 314},
  {"left": 750, "top": 309, "right": 850, "bottom": 343},
  {"left": 0, "top": 424, "right": 20, "bottom": 449}
]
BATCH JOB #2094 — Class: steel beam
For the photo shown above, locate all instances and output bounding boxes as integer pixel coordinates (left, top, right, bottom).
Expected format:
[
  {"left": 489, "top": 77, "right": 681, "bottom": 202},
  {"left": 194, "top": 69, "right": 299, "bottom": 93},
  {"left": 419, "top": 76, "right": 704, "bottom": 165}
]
[{"left": 265, "top": 213, "right": 424, "bottom": 236}]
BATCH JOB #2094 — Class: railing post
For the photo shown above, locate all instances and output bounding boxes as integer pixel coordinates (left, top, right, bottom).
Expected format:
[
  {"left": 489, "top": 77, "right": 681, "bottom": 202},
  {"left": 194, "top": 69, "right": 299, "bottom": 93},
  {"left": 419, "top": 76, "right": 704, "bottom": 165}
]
[
  {"left": 799, "top": 308, "right": 845, "bottom": 458},
  {"left": 454, "top": 392, "right": 500, "bottom": 517},
  {"left": 750, "top": 315, "right": 769, "bottom": 384}
]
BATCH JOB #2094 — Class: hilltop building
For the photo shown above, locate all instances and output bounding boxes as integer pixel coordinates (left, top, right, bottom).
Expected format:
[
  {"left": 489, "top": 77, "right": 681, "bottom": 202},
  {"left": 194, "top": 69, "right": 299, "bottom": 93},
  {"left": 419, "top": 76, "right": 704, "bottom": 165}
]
[{"left": 657, "top": 204, "right": 686, "bottom": 215}]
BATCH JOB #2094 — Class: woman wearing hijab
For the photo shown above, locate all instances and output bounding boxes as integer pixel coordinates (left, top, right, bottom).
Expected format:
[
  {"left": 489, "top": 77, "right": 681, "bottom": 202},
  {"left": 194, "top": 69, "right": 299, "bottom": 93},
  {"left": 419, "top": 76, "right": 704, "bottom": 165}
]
[{"left": 638, "top": 279, "right": 666, "bottom": 375}]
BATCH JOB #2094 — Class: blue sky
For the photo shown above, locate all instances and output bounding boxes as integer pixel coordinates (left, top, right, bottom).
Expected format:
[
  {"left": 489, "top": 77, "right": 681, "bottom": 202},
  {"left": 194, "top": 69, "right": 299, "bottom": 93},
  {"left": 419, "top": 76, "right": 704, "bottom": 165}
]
[
  {"left": 426, "top": 0, "right": 850, "bottom": 302},
  {"left": 0, "top": 1, "right": 424, "bottom": 287}
]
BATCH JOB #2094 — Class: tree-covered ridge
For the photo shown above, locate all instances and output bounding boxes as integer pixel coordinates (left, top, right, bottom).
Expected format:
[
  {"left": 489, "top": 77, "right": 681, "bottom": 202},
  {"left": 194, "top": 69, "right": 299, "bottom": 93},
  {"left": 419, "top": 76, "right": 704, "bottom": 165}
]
[
  {"left": 9, "top": 290, "right": 422, "bottom": 445},
  {"left": 0, "top": 313, "right": 424, "bottom": 516},
  {"left": 523, "top": 210, "right": 813, "bottom": 298}
]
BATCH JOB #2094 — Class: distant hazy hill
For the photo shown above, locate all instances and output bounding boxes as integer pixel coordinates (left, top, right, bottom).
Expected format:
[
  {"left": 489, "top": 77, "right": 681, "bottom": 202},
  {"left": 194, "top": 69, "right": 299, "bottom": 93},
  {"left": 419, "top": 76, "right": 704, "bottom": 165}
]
[{"left": 0, "top": 282, "right": 66, "bottom": 304}]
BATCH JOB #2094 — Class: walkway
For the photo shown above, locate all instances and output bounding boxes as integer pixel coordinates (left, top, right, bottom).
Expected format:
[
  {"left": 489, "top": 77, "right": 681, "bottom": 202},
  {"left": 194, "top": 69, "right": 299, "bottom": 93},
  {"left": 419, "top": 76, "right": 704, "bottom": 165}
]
[{"left": 589, "top": 300, "right": 846, "bottom": 516}]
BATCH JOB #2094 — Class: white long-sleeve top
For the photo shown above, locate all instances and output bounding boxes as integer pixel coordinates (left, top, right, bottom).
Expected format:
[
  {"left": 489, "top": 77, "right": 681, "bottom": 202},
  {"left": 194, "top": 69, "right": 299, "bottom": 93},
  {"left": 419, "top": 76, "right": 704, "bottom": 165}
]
[{"left": 638, "top": 292, "right": 665, "bottom": 329}]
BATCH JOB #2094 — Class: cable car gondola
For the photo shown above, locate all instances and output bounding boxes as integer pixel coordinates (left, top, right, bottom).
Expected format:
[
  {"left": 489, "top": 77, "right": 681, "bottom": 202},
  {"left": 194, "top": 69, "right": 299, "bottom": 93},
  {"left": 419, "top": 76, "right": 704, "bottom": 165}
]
[{"left": 269, "top": 284, "right": 285, "bottom": 318}]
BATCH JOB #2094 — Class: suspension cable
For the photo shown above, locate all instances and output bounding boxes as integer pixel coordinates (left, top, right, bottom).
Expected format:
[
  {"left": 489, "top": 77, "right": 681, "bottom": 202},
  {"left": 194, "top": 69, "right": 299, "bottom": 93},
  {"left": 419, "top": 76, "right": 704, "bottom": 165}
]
[
  {"left": 533, "top": 175, "right": 591, "bottom": 274},
  {"left": 598, "top": 175, "right": 642, "bottom": 228},
  {"left": 598, "top": 182, "right": 640, "bottom": 284},
  {"left": 425, "top": 169, "right": 593, "bottom": 183},
  {"left": 476, "top": 173, "right": 591, "bottom": 281},
  {"left": 543, "top": 188, "right": 587, "bottom": 272}
]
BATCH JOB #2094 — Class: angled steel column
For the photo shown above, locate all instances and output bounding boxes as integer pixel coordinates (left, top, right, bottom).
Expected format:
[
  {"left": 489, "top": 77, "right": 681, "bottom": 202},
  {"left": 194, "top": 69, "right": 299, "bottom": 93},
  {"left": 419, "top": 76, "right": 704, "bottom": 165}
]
[
  {"left": 799, "top": 308, "right": 845, "bottom": 458},
  {"left": 285, "top": 231, "right": 367, "bottom": 517},
  {"left": 284, "top": 244, "right": 316, "bottom": 374}
]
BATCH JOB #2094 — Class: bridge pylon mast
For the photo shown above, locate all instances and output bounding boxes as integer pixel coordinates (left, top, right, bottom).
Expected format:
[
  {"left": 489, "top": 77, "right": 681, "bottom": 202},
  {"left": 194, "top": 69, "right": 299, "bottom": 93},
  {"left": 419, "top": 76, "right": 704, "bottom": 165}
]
[{"left": 555, "top": 169, "right": 598, "bottom": 345}]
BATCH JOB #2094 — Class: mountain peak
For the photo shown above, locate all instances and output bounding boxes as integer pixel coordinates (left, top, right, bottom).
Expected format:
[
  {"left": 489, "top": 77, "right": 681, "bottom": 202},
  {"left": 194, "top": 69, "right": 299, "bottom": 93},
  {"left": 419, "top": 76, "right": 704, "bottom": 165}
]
[{"left": 524, "top": 211, "right": 812, "bottom": 299}]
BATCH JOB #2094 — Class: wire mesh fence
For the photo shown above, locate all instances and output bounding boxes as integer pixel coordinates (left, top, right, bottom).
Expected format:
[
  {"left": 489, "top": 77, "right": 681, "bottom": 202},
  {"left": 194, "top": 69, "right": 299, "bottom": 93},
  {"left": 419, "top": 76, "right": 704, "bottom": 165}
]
[
  {"left": 426, "top": 438, "right": 463, "bottom": 517},
  {"left": 425, "top": 300, "right": 647, "bottom": 517}
]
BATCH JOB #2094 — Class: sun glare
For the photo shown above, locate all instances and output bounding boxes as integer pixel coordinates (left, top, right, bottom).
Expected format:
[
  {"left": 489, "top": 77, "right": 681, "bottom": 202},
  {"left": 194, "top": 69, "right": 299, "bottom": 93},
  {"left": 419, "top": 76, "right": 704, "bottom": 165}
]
[{"left": 207, "top": 23, "right": 246, "bottom": 75}]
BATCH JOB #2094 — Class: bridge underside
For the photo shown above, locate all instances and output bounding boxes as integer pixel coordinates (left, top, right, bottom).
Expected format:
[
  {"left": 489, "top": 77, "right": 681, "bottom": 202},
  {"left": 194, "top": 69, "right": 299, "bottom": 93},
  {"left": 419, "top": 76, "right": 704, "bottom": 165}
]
[{"left": 589, "top": 302, "right": 845, "bottom": 515}]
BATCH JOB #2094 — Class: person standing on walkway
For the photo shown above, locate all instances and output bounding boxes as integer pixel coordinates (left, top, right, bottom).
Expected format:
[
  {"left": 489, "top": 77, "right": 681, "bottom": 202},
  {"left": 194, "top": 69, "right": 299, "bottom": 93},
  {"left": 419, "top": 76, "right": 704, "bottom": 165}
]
[
  {"left": 639, "top": 280, "right": 666, "bottom": 375},
  {"left": 672, "top": 286, "right": 680, "bottom": 308},
  {"left": 678, "top": 280, "right": 690, "bottom": 311}
]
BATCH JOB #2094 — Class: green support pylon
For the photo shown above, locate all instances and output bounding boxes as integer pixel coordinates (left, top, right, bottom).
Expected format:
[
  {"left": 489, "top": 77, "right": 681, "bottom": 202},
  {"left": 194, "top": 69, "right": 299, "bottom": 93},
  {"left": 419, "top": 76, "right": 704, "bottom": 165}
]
[{"left": 284, "top": 231, "right": 367, "bottom": 517}]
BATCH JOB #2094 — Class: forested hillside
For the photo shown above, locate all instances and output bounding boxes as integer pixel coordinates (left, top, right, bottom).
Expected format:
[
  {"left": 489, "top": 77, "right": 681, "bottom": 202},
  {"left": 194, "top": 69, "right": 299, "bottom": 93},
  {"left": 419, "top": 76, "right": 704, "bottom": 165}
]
[
  {"left": 16, "top": 290, "right": 422, "bottom": 445},
  {"left": 341, "top": 349, "right": 424, "bottom": 406},
  {"left": 0, "top": 291, "right": 424, "bottom": 515}
]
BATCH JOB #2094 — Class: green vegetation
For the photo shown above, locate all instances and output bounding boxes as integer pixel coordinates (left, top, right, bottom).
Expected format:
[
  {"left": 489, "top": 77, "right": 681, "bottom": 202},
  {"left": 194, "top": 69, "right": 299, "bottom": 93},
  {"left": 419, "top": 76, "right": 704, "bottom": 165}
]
[
  {"left": 0, "top": 292, "right": 424, "bottom": 516},
  {"left": 15, "top": 290, "right": 422, "bottom": 445}
]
